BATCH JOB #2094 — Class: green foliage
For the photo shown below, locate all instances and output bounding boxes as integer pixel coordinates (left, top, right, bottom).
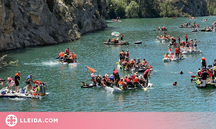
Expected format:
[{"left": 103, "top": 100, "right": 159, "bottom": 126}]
[
  {"left": 115, "top": 3, "right": 126, "bottom": 18},
  {"left": 0, "top": 55, "right": 18, "bottom": 69},
  {"left": 125, "top": 1, "right": 139, "bottom": 18}
]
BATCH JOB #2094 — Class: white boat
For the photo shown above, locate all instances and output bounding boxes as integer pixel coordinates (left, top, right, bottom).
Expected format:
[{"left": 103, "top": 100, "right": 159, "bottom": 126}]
[
  {"left": 182, "top": 50, "right": 202, "bottom": 54},
  {"left": 0, "top": 83, "right": 49, "bottom": 99},
  {"left": 156, "top": 38, "right": 170, "bottom": 43},
  {"left": 163, "top": 55, "right": 186, "bottom": 62}
]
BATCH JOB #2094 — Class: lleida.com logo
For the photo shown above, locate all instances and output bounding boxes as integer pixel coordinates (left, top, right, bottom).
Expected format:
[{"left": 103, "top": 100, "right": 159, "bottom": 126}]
[
  {"left": 5, "top": 114, "right": 18, "bottom": 127},
  {"left": 5, "top": 114, "right": 58, "bottom": 127}
]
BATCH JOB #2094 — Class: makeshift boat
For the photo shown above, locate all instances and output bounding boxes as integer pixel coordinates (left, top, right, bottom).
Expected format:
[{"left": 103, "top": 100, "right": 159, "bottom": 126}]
[
  {"left": 117, "top": 64, "right": 148, "bottom": 72},
  {"left": 105, "top": 82, "right": 153, "bottom": 93},
  {"left": 0, "top": 83, "right": 49, "bottom": 99},
  {"left": 163, "top": 55, "right": 186, "bottom": 62},
  {"left": 192, "top": 29, "right": 198, "bottom": 32},
  {"left": 194, "top": 78, "right": 216, "bottom": 88},
  {"left": 56, "top": 57, "right": 77, "bottom": 66},
  {"left": 104, "top": 41, "right": 129, "bottom": 45},
  {"left": 182, "top": 50, "right": 202, "bottom": 54},
  {"left": 156, "top": 38, "right": 170, "bottom": 43}
]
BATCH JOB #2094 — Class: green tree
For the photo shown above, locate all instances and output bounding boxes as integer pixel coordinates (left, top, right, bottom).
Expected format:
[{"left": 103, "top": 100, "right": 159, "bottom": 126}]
[
  {"left": 125, "top": 1, "right": 139, "bottom": 18},
  {"left": 115, "top": 3, "right": 126, "bottom": 18}
]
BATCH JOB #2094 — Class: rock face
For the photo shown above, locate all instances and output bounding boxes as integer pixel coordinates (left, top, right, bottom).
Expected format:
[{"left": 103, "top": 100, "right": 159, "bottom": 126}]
[
  {"left": 174, "top": 0, "right": 207, "bottom": 16},
  {"left": 0, "top": 0, "right": 107, "bottom": 51}
]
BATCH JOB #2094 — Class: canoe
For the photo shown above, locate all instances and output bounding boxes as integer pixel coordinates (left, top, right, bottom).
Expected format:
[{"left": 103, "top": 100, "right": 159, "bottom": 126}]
[
  {"left": 192, "top": 30, "right": 198, "bottom": 32},
  {"left": 81, "top": 84, "right": 94, "bottom": 88},
  {"left": 156, "top": 38, "right": 170, "bottom": 43},
  {"left": 134, "top": 41, "right": 142, "bottom": 44}
]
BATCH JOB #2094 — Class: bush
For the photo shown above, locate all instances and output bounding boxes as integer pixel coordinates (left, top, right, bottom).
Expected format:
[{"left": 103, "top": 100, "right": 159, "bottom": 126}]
[{"left": 125, "top": 1, "right": 139, "bottom": 18}]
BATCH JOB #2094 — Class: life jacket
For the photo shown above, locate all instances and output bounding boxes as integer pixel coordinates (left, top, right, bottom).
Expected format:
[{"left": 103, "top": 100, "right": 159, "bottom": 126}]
[
  {"left": 113, "top": 70, "right": 118, "bottom": 74},
  {"left": 59, "top": 52, "right": 64, "bottom": 57},
  {"left": 15, "top": 73, "right": 20, "bottom": 77},
  {"left": 186, "top": 35, "right": 188, "bottom": 39},
  {"left": 175, "top": 48, "right": 179, "bottom": 53},
  {"left": 72, "top": 54, "right": 76, "bottom": 59},
  {"left": 134, "top": 78, "right": 138, "bottom": 83}
]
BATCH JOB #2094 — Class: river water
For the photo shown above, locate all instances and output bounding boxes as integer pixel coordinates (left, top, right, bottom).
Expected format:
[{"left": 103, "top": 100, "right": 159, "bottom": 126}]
[{"left": 0, "top": 16, "right": 216, "bottom": 112}]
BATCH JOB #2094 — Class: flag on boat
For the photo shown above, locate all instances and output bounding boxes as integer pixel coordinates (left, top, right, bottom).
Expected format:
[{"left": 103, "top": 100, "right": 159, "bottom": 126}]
[{"left": 86, "top": 66, "right": 96, "bottom": 73}]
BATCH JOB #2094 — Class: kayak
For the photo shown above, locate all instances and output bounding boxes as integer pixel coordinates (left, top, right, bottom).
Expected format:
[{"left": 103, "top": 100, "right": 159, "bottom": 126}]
[
  {"left": 134, "top": 41, "right": 142, "bottom": 44},
  {"left": 0, "top": 83, "right": 49, "bottom": 99}
]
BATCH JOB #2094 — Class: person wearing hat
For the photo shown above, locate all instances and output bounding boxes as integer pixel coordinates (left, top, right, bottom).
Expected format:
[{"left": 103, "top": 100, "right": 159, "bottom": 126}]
[{"left": 201, "top": 57, "right": 207, "bottom": 69}]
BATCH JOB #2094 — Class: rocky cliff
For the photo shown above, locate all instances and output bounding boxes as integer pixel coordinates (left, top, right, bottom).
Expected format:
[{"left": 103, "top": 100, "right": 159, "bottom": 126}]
[{"left": 0, "top": 0, "right": 107, "bottom": 51}]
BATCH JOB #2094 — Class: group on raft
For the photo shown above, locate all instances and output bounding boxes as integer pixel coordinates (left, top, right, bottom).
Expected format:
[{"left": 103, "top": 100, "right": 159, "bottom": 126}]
[
  {"left": 158, "top": 27, "right": 167, "bottom": 31},
  {"left": 0, "top": 72, "right": 44, "bottom": 98},
  {"left": 107, "top": 34, "right": 124, "bottom": 44},
  {"left": 194, "top": 58, "right": 216, "bottom": 84},
  {"left": 200, "top": 25, "right": 215, "bottom": 31},
  {"left": 118, "top": 50, "right": 153, "bottom": 71},
  {"left": 83, "top": 68, "right": 152, "bottom": 89},
  {"left": 180, "top": 22, "right": 199, "bottom": 28},
  {"left": 169, "top": 34, "right": 198, "bottom": 49},
  {"left": 57, "top": 48, "right": 77, "bottom": 63},
  {"left": 112, "top": 17, "right": 121, "bottom": 22},
  {"left": 156, "top": 32, "right": 172, "bottom": 42}
]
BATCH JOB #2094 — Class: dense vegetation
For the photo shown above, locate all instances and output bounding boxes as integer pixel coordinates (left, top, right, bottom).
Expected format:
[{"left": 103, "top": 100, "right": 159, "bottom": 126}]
[
  {"left": 206, "top": 0, "right": 216, "bottom": 15},
  {"left": 106, "top": 0, "right": 216, "bottom": 19}
]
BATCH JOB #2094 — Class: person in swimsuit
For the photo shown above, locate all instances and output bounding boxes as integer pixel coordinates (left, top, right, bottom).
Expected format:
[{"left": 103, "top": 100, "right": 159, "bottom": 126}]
[{"left": 26, "top": 75, "right": 34, "bottom": 93}]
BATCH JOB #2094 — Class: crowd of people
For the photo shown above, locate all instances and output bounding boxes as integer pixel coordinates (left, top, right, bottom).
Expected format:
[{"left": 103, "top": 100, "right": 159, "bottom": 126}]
[
  {"left": 180, "top": 21, "right": 199, "bottom": 28},
  {"left": 84, "top": 68, "right": 152, "bottom": 90},
  {"left": 107, "top": 34, "right": 124, "bottom": 44},
  {"left": 118, "top": 50, "right": 152, "bottom": 71},
  {"left": 112, "top": 17, "right": 121, "bottom": 22},
  {"left": 195, "top": 58, "right": 216, "bottom": 84},
  {"left": 158, "top": 27, "right": 167, "bottom": 31},
  {"left": 57, "top": 48, "right": 77, "bottom": 63}
]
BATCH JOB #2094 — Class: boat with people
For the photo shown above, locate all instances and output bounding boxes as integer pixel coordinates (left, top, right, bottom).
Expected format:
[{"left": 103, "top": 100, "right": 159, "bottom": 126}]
[
  {"left": 163, "top": 52, "right": 186, "bottom": 62},
  {"left": 56, "top": 50, "right": 77, "bottom": 66},
  {"left": 194, "top": 78, "right": 216, "bottom": 88},
  {"left": 157, "top": 27, "right": 167, "bottom": 31},
  {"left": 156, "top": 35, "right": 171, "bottom": 43},
  {"left": 0, "top": 81, "right": 48, "bottom": 99},
  {"left": 105, "top": 82, "right": 153, "bottom": 93},
  {"left": 112, "top": 17, "right": 121, "bottom": 22},
  {"left": 181, "top": 47, "right": 202, "bottom": 54},
  {"left": 192, "top": 29, "right": 198, "bottom": 32},
  {"left": 104, "top": 41, "right": 129, "bottom": 45},
  {"left": 105, "top": 32, "right": 129, "bottom": 45}
]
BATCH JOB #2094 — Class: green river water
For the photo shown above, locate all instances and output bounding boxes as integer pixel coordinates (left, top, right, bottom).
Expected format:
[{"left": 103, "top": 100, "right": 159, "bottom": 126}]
[{"left": 0, "top": 16, "right": 216, "bottom": 112}]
